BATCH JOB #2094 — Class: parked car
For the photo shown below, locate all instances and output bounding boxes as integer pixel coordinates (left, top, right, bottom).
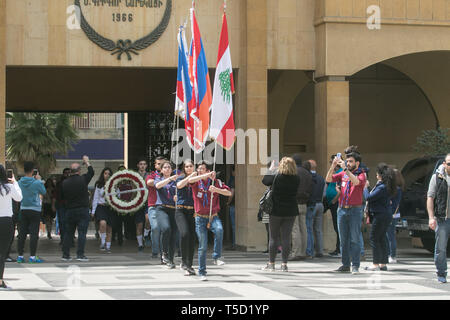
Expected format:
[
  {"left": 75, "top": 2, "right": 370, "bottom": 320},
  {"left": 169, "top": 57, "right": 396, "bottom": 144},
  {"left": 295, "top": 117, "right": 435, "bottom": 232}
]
[{"left": 400, "top": 155, "right": 447, "bottom": 253}]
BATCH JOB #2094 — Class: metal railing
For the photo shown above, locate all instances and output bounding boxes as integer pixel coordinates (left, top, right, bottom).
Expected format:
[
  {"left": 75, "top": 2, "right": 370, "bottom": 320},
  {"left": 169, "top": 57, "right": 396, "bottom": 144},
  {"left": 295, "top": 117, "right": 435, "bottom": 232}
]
[
  {"left": 71, "top": 113, "right": 123, "bottom": 129},
  {"left": 6, "top": 113, "right": 123, "bottom": 130}
]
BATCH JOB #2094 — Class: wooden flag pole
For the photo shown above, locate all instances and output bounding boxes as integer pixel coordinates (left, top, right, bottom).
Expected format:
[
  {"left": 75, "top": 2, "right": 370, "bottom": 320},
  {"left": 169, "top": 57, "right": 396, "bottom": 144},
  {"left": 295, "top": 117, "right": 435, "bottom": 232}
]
[{"left": 207, "top": 140, "right": 218, "bottom": 229}]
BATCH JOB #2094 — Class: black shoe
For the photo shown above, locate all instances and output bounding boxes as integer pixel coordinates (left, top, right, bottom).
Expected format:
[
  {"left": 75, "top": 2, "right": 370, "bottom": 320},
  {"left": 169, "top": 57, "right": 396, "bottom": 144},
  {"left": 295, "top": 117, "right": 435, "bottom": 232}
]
[
  {"left": 76, "top": 256, "right": 89, "bottom": 262},
  {"left": 161, "top": 254, "right": 170, "bottom": 265},
  {"left": 138, "top": 246, "right": 144, "bottom": 253},
  {"left": 380, "top": 266, "right": 388, "bottom": 271},
  {"left": 262, "top": 250, "right": 269, "bottom": 254},
  {"left": 0, "top": 281, "right": 11, "bottom": 291},
  {"left": 315, "top": 254, "right": 323, "bottom": 258},
  {"left": 5, "top": 256, "right": 16, "bottom": 262},
  {"left": 61, "top": 255, "right": 72, "bottom": 262},
  {"left": 335, "top": 265, "right": 351, "bottom": 273},
  {"left": 185, "top": 267, "right": 196, "bottom": 276}
]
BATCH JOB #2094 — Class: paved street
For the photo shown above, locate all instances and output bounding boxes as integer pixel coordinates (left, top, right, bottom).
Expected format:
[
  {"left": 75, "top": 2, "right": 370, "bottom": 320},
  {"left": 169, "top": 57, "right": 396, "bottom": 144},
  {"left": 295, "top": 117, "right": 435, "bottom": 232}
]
[{"left": 1, "top": 234, "right": 449, "bottom": 301}]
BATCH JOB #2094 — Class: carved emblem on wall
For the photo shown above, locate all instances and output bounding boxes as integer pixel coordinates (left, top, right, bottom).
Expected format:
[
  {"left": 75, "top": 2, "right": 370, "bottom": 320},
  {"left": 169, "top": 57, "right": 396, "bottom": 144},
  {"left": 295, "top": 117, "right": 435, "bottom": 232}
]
[{"left": 74, "top": 0, "right": 172, "bottom": 60}]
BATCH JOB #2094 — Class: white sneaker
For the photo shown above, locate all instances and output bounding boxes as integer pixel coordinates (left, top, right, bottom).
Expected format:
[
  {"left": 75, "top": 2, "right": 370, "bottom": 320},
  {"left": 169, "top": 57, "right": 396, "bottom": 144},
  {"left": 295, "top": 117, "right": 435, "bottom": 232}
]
[
  {"left": 199, "top": 275, "right": 207, "bottom": 281},
  {"left": 388, "top": 256, "right": 397, "bottom": 264},
  {"left": 213, "top": 258, "right": 225, "bottom": 266}
]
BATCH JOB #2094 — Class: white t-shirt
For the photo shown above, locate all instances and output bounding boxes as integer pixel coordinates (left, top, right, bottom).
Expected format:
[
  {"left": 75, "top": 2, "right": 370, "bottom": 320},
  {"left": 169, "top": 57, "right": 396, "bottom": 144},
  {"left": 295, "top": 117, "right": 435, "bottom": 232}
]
[{"left": 0, "top": 182, "right": 23, "bottom": 218}]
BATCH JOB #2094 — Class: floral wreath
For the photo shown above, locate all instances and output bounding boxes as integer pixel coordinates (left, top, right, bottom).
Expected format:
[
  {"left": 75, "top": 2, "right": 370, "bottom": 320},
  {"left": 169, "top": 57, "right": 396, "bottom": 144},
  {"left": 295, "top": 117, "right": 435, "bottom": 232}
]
[{"left": 105, "top": 170, "right": 148, "bottom": 215}]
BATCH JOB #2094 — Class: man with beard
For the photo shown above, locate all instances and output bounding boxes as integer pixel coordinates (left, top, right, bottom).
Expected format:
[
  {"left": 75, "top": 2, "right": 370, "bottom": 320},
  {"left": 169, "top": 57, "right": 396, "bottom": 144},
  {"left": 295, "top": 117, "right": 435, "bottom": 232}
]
[{"left": 326, "top": 152, "right": 366, "bottom": 274}]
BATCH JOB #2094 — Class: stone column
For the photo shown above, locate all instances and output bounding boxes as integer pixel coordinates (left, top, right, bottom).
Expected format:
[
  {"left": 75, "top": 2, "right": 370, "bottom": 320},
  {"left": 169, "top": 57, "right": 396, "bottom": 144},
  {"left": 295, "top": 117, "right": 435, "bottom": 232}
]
[
  {"left": 235, "top": 0, "right": 268, "bottom": 251},
  {"left": 314, "top": 78, "right": 350, "bottom": 175},
  {"left": 315, "top": 78, "right": 350, "bottom": 251},
  {"left": 0, "top": 0, "right": 6, "bottom": 165}
]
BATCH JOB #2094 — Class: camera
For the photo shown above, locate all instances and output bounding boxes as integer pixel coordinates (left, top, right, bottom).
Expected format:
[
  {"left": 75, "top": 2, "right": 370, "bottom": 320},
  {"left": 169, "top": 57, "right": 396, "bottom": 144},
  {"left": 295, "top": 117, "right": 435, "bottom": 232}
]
[{"left": 32, "top": 169, "right": 38, "bottom": 176}]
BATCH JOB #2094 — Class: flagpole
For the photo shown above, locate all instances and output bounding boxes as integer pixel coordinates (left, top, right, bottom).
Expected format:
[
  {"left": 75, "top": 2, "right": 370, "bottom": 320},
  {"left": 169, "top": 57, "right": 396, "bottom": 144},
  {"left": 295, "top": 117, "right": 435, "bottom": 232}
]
[{"left": 207, "top": 140, "right": 218, "bottom": 229}]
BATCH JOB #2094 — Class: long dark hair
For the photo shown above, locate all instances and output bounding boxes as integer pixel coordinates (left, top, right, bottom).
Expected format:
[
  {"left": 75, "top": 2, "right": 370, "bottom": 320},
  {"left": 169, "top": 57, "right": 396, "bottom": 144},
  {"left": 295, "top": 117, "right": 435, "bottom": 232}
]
[
  {"left": 0, "top": 165, "right": 11, "bottom": 196},
  {"left": 182, "top": 159, "right": 195, "bottom": 175},
  {"left": 95, "top": 167, "right": 113, "bottom": 189},
  {"left": 376, "top": 163, "right": 396, "bottom": 197}
]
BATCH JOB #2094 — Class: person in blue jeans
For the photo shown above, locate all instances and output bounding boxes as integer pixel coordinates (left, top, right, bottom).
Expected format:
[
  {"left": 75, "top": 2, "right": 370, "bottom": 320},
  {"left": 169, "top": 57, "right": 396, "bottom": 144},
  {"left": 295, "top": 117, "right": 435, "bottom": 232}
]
[
  {"left": 326, "top": 152, "right": 367, "bottom": 274},
  {"left": 427, "top": 154, "right": 450, "bottom": 284},
  {"left": 189, "top": 162, "right": 231, "bottom": 281}
]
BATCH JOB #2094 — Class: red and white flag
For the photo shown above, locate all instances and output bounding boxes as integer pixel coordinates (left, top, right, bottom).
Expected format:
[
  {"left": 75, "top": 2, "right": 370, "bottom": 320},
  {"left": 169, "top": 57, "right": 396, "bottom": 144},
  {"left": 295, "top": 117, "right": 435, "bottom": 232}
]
[{"left": 210, "top": 10, "right": 235, "bottom": 150}]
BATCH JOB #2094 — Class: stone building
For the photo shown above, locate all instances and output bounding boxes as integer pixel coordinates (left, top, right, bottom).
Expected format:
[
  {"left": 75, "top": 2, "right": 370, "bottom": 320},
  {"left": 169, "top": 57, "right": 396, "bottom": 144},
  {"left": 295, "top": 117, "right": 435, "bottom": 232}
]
[{"left": 1, "top": 0, "right": 449, "bottom": 251}]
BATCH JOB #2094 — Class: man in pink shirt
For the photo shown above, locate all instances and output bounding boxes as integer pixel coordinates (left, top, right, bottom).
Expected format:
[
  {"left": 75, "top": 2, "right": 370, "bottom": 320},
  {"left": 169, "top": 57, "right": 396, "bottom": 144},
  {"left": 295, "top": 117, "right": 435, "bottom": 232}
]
[
  {"left": 326, "top": 152, "right": 366, "bottom": 274},
  {"left": 145, "top": 157, "right": 165, "bottom": 260},
  {"left": 188, "top": 161, "right": 231, "bottom": 281}
]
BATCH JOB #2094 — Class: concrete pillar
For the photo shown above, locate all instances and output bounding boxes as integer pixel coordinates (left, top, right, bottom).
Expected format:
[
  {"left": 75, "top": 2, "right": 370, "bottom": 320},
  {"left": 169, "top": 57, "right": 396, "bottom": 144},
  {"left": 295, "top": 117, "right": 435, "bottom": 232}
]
[
  {"left": 314, "top": 78, "right": 350, "bottom": 175},
  {"left": 0, "top": 0, "right": 6, "bottom": 165},
  {"left": 235, "top": 0, "right": 268, "bottom": 251},
  {"left": 314, "top": 78, "right": 350, "bottom": 251}
]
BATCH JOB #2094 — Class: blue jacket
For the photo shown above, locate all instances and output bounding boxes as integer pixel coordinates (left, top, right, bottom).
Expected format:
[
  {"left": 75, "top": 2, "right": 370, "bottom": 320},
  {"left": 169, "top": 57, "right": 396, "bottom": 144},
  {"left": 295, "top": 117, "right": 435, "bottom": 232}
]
[
  {"left": 18, "top": 177, "right": 46, "bottom": 212},
  {"left": 364, "top": 181, "right": 390, "bottom": 214}
]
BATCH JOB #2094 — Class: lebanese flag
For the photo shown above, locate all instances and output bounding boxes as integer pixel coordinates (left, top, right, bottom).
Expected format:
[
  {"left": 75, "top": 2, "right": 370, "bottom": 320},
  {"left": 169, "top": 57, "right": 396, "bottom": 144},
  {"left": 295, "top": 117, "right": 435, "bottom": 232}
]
[{"left": 210, "top": 11, "right": 235, "bottom": 150}]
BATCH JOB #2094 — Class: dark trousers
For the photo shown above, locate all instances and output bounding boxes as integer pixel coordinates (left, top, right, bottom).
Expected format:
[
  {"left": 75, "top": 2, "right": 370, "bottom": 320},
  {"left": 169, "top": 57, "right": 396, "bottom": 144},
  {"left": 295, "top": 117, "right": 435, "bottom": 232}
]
[
  {"left": 329, "top": 202, "right": 340, "bottom": 252},
  {"left": 175, "top": 208, "right": 196, "bottom": 268},
  {"left": 17, "top": 210, "right": 41, "bottom": 256},
  {"left": 0, "top": 217, "right": 14, "bottom": 279},
  {"left": 56, "top": 206, "right": 67, "bottom": 243},
  {"left": 269, "top": 215, "right": 296, "bottom": 264},
  {"left": 62, "top": 207, "right": 90, "bottom": 257},
  {"left": 155, "top": 206, "right": 177, "bottom": 262},
  {"left": 370, "top": 212, "right": 392, "bottom": 264}
]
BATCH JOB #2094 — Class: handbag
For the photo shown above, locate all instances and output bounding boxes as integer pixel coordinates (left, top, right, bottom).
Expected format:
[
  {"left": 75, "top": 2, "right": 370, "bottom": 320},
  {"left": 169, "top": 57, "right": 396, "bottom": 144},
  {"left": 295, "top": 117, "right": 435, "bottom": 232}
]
[{"left": 259, "top": 174, "right": 278, "bottom": 216}]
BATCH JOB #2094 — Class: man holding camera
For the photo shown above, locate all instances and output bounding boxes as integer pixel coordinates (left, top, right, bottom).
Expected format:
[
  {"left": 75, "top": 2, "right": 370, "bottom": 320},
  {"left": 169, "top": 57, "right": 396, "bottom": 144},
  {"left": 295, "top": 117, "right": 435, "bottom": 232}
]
[
  {"left": 17, "top": 162, "right": 46, "bottom": 263},
  {"left": 326, "top": 152, "right": 366, "bottom": 274},
  {"left": 61, "top": 156, "right": 94, "bottom": 262}
]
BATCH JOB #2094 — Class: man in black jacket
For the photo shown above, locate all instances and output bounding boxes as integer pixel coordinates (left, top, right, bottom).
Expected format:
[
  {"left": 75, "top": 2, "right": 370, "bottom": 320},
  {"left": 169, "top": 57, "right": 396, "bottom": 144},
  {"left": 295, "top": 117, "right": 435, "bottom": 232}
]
[
  {"left": 289, "top": 154, "right": 313, "bottom": 261},
  {"left": 61, "top": 156, "right": 94, "bottom": 262}
]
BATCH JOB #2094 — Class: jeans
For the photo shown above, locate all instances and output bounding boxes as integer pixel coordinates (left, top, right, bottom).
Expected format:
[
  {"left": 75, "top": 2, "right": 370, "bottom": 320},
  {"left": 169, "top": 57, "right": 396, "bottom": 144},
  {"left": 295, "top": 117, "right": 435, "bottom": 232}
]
[
  {"left": 148, "top": 207, "right": 161, "bottom": 255},
  {"left": 269, "top": 215, "right": 296, "bottom": 263},
  {"left": 175, "top": 208, "right": 196, "bottom": 268},
  {"left": 306, "top": 203, "right": 324, "bottom": 256},
  {"left": 17, "top": 210, "right": 41, "bottom": 257},
  {"left": 56, "top": 206, "right": 66, "bottom": 243},
  {"left": 386, "top": 218, "right": 399, "bottom": 258},
  {"left": 291, "top": 204, "right": 307, "bottom": 257},
  {"left": 369, "top": 212, "right": 392, "bottom": 264},
  {"left": 305, "top": 206, "right": 315, "bottom": 256},
  {"left": 229, "top": 206, "right": 235, "bottom": 247},
  {"left": 62, "top": 207, "right": 90, "bottom": 257},
  {"left": 337, "top": 206, "right": 364, "bottom": 268},
  {"left": 435, "top": 218, "right": 450, "bottom": 278},
  {"left": 195, "top": 215, "right": 224, "bottom": 276},
  {"left": 154, "top": 206, "right": 177, "bottom": 262}
]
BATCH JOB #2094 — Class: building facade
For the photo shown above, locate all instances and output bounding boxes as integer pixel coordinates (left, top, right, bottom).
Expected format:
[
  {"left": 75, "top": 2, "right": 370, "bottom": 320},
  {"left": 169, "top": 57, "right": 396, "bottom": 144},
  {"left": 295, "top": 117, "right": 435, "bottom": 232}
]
[{"left": 1, "top": 0, "right": 450, "bottom": 251}]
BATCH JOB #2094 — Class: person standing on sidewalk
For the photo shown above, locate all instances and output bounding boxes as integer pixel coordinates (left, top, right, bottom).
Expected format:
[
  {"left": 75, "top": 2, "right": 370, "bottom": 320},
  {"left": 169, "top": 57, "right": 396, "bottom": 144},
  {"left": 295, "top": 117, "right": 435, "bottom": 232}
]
[
  {"left": 363, "top": 163, "right": 396, "bottom": 272},
  {"left": 427, "top": 153, "right": 450, "bottom": 284},
  {"left": 0, "top": 166, "right": 23, "bottom": 290},
  {"left": 326, "top": 152, "right": 366, "bottom": 274},
  {"left": 262, "top": 157, "right": 300, "bottom": 272},
  {"left": 17, "top": 162, "right": 46, "bottom": 264},
  {"left": 55, "top": 168, "right": 70, "bottom": 246},
  {"left": 306, "top": 159, "right": 326, "bottom": 258},
  {"left": 61, "top": 156, "right": 94, "bottom": 262},
  {"left": 289, "top": 154, "right": 312, "bottom": 261},
  {"left": 326, "top": 155, "right": 342, "bottom": 257},
  {"left": 386, "top": 169, "right": 404, "bottom": 264}
]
